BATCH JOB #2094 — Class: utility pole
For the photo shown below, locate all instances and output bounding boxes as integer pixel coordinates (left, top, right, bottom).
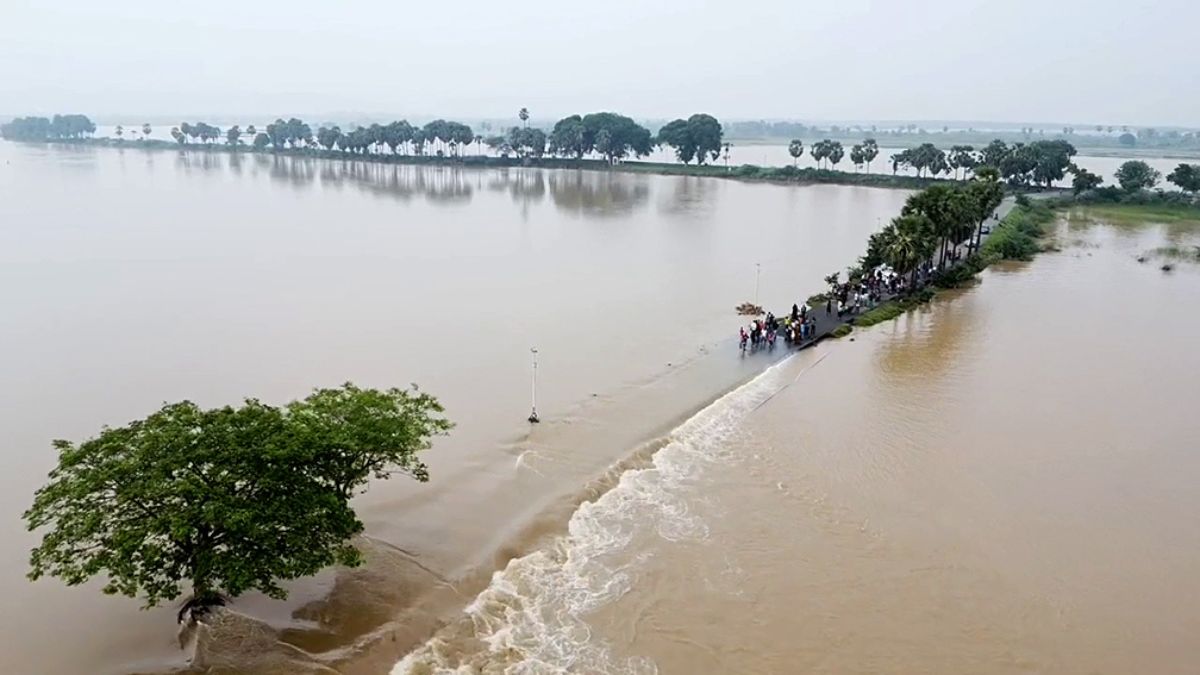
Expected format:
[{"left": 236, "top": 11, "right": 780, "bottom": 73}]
[
  {"left": 754, "top": 262, "right": 761, "bottom": 309},
  {"left": 528, "top": 347, "right": 540, "bottom": 423}
]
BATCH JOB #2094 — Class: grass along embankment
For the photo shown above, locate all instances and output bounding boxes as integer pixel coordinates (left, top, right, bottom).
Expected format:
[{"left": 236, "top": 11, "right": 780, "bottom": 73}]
[{"left": 1066, "top": 202, "right": 1200, "bottom": 225}]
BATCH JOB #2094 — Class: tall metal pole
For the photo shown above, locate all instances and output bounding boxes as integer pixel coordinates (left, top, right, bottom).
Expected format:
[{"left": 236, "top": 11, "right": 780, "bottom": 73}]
[
  {"left": 754, "top": 262, "right": 761, "bottom": 308},
  {"left": 528, "top": 347, "right": 540, "bottom": 423}
]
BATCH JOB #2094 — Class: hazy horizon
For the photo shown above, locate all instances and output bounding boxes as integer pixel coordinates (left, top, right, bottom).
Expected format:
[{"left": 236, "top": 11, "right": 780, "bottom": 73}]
[{"left": 2, "top": 0, "right": 1197, "bottom": 128}]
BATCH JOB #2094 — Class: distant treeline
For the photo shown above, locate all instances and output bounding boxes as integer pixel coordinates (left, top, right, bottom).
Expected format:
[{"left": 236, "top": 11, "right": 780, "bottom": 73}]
[
  {"left": 720, "top": 120, "right": 1200, "bottom": 150},
  {"left": 6, "top": 112, "right": 1200, "bottom": 197},
  {"left": 2, "top": 111, "right": 726, "bottom": 167},
  {"left": 0, "top": 114, "right": 96, "bottom": 140}
]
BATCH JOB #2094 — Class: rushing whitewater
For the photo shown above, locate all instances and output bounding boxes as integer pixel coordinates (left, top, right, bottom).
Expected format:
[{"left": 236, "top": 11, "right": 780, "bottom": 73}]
[{"left": 393, "top": 356, "right": 808, "bottom": 674}]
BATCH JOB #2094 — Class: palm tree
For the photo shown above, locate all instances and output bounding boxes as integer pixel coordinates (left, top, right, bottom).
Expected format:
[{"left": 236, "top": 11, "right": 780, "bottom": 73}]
[
  {"left": 886, "top": 219, "right": 923, "bottom": 288},
  {"left": 788, "top": 139, "right": 804, "bottom": 167},
  {"left": 823, "top": 271, "right": 840, "bottom": 298},
  {"left": 474, "top": 134, "right": 484, "bottom": 156},
  {"left": 141, "top": 123, "right": 151, "bottom": 141},
  {"left": 519, "top": 108, "right": 530, "bottom": 128},
  {"left": 862, "top": 138, "right": 879, "bottom": 174}
]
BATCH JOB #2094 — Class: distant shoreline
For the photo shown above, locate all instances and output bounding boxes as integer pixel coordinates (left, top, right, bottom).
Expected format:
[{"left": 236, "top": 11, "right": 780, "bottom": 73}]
[
  {"left": 721, "top": 136, "right": 1200, "bottom": 161},
  {"left": 4, "top": 137, "right": 982, "bottom": 191}
]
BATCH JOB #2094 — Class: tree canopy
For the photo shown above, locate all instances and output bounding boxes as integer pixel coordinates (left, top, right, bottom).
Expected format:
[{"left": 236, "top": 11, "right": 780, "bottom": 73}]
[
  {"left": 1, "top": 114, "right": 96, "bottom": 141},
  {"left": 548, "top": 115, "right": 587, "bottom": 158},
  {"left": 580, "top": 112, "right": 654, "bottom": 163},
  {"left": 1069, "top": 164, "right": 1104, "bottom": 194},
  {"left": 23, "top": 383, "right": 452, "bottom": 610},
  {"left": 1114, "top": 160, "right": 1161, "bottom": 191},
  {"left": 810, "top": 139, "right": 844, "bottom": 170},
  {"left": 1166, "top": 163, "right": 1200, "bottom": 194},
  {"left": 655, "top": 114, "right": 724, "bottom": 165},
  {"left": 891, "top": 143, "right": 947, "bottom": 178}
]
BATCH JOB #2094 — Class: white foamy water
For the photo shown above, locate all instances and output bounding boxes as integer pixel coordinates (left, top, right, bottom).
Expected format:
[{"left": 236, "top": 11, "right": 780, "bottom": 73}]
[{"left": 392, "top": 355, "right": 805, "bottom": 674}]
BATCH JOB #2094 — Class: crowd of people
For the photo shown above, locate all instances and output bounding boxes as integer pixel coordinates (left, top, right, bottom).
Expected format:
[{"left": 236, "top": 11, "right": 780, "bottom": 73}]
[
  {"left": 739, "top": 268, "right": 921, "bottom": 354},
  {"left": 824, "top": 269, "right": 911, "bottom": 319},
  {"left": 739, "top": 305, "right": 819, "bottom": 353}
]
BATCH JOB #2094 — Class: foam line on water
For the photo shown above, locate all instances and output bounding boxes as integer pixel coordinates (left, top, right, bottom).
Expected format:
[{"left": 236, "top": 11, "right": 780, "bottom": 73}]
[{"left": 393, "top": 354, "right": 803, "bottom": 675}]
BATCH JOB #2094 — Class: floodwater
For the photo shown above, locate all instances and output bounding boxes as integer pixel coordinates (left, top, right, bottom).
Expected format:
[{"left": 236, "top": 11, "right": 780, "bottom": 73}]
[
  {"left": 4, "top": 140, "right": 1198, "bottom": 675},
  {"left": 0, "top": 141, "right": 909, "bottom": 674},
  {"left": 397, "top": 212, "right": 1200, "bottom": 673}
]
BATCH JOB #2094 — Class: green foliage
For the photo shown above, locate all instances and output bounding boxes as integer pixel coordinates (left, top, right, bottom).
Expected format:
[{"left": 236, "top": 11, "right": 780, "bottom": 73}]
[
  {"left": 1, "top": 114, "right": 96, "bottom": 141},
  {"left": 1166, "top": 163, "right": 1200, "bottom": 194},
  {"left": 1069, "top": 164, "right": 1104, "bottom": 194},
  {"left": 23, "top": 383, "right": 452, "bottom": 610},
  {"left": 861, "top": 138, "right": 879, "bottom": 173},
  {"left": 830, "top": 324, "right": 853, "bottom": 338},
  {"left": 809, "top": 139, "right": 844, "bottom": 170},
  {"left": 979, "top": 202, "right": 1054, "bottom": 261},
  {"left": 853, "top": 289, "right": 935, "bottom": 327},
  {"left": 948, "top": 144, "right": 976, "bottom": 179},
  {"left": 850, "top": 144, "right": 866, "bottom": 171},
  {"left": 577, "top": 112, "right": 654, "bottom": 164},
  {"left": 1115, "top": 160, "right": 1161, "bottom": 192},
  {"left": 506, "top": 126, "right": 547, "bottom": 158},
  {"left": 787, "top": 139, "right": 804, "bottom": 166},
  {"left": 890, "top": 143, "right": 947, "bottom": 178},
  {"left": 678, "top": 114, "right": 724, "bottom": 165},
  {"left": 932, "top": 254, "right": 987, "bottom": 287},
  {"left": 549, "top": 115, "right": 586, "bottom": 158}
]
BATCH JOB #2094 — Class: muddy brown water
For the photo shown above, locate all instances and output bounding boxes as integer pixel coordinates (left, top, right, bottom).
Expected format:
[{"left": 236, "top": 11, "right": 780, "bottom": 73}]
[
  {"left": 3, "top": 142, "right": 1197, "bottom": 674},
  {"left": 0, "top": 141, "right": 907, "bottom": 674},
  {"left": 395, "top": 213, "right": 1200, "bottom": 674}
]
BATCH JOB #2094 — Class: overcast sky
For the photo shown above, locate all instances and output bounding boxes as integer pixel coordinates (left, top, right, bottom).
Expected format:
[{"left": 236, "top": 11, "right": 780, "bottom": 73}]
[{"left": 2, "top": 0, "right": 1196, "bottom": 127}]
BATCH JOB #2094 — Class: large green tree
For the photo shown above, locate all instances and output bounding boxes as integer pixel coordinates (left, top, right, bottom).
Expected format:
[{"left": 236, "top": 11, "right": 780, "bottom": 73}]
[
  {"left": 549, "top": 115, "right": 587, "bottom": 158},
  {"left": 655, "top": 114, "right": 723, "bottom": 165},
  {"left": 1069, "top": 164, "right": 1103, "bottom": 195},
  {"left": 579, "top": 112, "right": 653, "bottom": 164},
  {"left": 23, "top": 383, "right": 451, "bottom": 613},
  {"left": 656, "top": 119, "right": 696, "bottom": 163},
  {"left": 1114, "top": 160, "right": 1161, "bottom": 191},
  {"left": 685, "top": 114, "right": 723, "bottom": 165},
  {"left": 1166, "top": 163, "right": 1200, "bottom": 194}
]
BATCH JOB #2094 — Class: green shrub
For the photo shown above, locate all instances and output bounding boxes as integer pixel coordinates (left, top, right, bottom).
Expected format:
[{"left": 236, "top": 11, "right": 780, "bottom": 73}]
[{"left": 830, "top": 324, "right": 853, "bottom": 338}]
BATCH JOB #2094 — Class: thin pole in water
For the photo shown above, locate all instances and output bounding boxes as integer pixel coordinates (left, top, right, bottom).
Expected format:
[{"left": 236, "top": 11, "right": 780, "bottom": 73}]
[
  {"left": 754, "top": 262, "right": 761, "bottom": 308},
  {"left": 528, "top": 347, "right": 540, "bottom": 423}
]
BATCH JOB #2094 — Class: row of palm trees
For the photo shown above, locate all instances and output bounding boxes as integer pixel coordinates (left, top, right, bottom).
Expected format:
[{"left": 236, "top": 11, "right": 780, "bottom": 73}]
[
  {"left": 838, "top": 169, "right": 1006, "bottom": 291},
  {"left": 787, "top": 138, "right": 882, "bottom": 172}
]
